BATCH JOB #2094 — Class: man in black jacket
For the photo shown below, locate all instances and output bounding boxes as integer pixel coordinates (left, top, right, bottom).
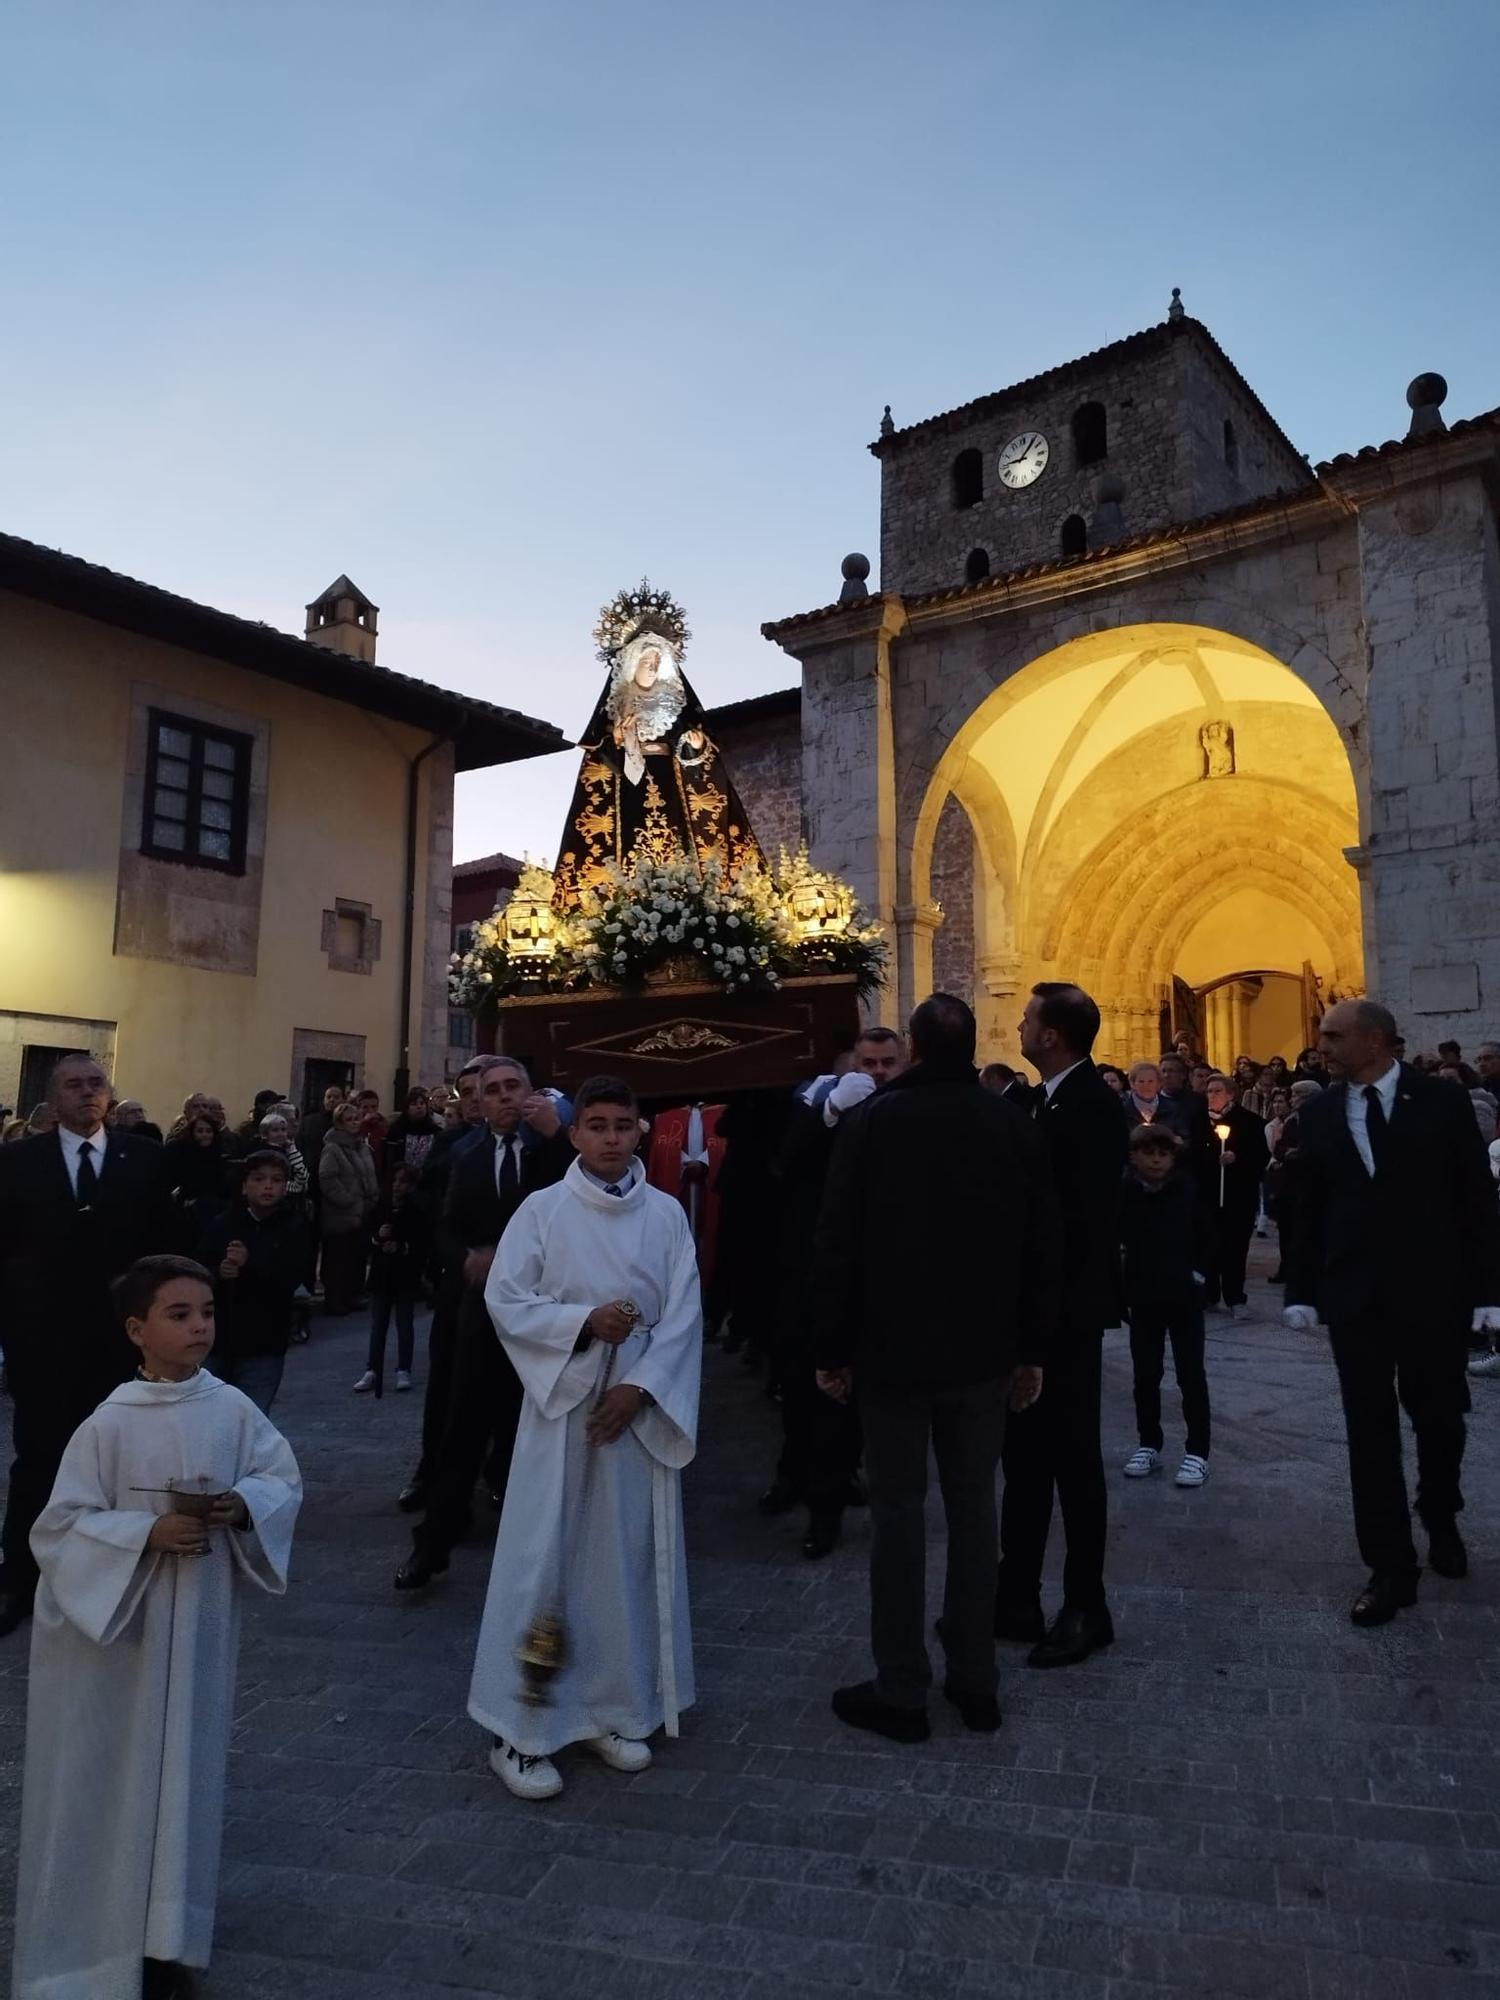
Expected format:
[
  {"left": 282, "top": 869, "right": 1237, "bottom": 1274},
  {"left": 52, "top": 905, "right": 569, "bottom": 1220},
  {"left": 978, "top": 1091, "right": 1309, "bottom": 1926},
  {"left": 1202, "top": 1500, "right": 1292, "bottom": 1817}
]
[
  {"left": 996, "top": 982, "right": 1128, "bottom": 1670},
  {"left": 395, "top": 1056, "right": 573, "bottom": 1590},
  {"left": 811, "top": 994, "right": 1063, "bottom": 1742},
  {"left": 0, "top": 1053, "right": 179, "bottom": 1634},
  {"left": 1284, "top": 999, "right": 1500, "bottom": 1626}
]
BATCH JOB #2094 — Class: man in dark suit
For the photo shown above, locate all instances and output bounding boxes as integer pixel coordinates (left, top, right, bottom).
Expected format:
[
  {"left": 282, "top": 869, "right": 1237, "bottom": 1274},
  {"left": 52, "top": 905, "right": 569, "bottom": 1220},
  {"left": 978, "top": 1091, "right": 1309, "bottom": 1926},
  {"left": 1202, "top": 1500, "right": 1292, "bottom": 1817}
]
[
  {"left": 1202, "top": 1073, "right": 1270, "bottom": 1313},
  {"left": 812, "top": 994, "right": 1062, "bottom": 1741},
  {"left": 395, "top": 1056, "right": 573, "bottom": 1590},
  {"left": 981, "top": 1062, "right": 1035, "bottom": 1111},
  {"left": 0, "top": 1052, "right": 178, "bottom": 1634},
  {"left": 997, "top": 982, "right": 1128, "bottom": 1669},
  {"left": 1284, "top": 999, "right": 1500, "bottom": 1626}
]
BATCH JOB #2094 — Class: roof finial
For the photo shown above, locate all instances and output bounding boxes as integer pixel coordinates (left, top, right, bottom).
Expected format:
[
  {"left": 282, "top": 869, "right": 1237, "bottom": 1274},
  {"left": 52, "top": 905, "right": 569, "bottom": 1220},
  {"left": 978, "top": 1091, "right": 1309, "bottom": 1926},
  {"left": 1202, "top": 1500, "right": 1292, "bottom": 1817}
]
[
  {"left": 839, "top": 553, "right": 871, "bottom": 603},
  {"left": 879, "top": 404, "right": 894, "bottom": 438},
  {"left": 1168, "top": 286, "right": 1185, "bottom": 323},
  {"left": 1405, "top": 372, "right": 1448, "bottom": 439}
]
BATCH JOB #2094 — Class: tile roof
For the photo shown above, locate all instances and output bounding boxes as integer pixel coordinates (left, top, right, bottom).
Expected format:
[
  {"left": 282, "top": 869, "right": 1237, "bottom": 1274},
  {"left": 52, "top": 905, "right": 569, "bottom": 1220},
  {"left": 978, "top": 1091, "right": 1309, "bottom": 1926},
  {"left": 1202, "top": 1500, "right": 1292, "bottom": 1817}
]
[
  {"left": 871, "top": 315, "right": 1309, "bottom": 478},
  {"left": 0, "top": 531, "right": 568, "bottom": 772},
  {"left": 1313, "top": 403, "right": 1500, "bottom": 473},
  {"left": 453, "top": 850, "right": 524, "bottom": 878},
  {"left": 707, "top": 686, "right": 801, "bottom": 728}
]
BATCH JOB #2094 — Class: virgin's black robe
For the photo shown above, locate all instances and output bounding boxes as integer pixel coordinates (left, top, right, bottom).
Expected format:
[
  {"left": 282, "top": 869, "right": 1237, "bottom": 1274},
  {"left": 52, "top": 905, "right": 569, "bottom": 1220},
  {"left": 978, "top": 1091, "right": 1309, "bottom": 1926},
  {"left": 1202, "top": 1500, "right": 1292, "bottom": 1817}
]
[{"left": 551, "top": 667, "right": 764, "bottom": 908}]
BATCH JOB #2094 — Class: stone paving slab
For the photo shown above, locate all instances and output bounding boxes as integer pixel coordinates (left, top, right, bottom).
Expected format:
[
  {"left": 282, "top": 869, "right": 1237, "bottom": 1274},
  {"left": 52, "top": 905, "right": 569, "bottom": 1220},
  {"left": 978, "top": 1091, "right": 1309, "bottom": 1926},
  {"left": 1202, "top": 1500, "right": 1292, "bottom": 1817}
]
[{"left": 2, "top": 1241, "right": 1498, "bottom": 1996}]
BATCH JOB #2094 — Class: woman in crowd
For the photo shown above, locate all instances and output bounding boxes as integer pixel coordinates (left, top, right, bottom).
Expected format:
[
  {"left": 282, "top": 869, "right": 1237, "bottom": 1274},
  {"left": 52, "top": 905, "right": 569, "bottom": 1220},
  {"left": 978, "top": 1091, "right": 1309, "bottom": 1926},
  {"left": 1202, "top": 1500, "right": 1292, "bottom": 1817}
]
[
  {"left": 1097, "top": 1064, "right": 1128, "bottom": 1098},
  {"left": 163, "top": 1112, "right": 234, "bottom": 1224},
  {"left": 319, "top": 1101, "right": 380, "bottom": 1315},
  {"left": 384, "top": 1086, "right": 442, "bottom": 1186}
]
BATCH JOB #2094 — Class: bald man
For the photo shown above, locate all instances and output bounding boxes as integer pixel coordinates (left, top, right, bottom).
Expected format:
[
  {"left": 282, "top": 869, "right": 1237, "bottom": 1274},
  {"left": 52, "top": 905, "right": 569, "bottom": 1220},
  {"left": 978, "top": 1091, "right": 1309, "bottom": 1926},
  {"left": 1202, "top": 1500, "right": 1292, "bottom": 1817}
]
[{"left": 1284, "top": 1000, "right": 1500, "bottom": 1627}]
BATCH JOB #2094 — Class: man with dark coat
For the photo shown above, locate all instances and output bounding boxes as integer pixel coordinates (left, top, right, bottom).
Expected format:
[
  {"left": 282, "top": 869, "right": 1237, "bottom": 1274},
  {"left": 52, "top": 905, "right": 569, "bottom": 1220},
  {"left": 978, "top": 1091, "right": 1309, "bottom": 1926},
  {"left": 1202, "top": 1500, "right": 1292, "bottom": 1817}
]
[
  {"left": 0, "top": 1053, "right": 178, "bottom": 1634},
  {"left": 395, "top": 1056, "right": 573, "bottom": 1589},
  {"left": 1284, "top": 999, "right": 1500, "bottom": 1626},
  {"left": 996, "top": 983, "right": 1128, "bottom": 1670},
  {"left": 811, "top": 994, "right": 1063, "bottom": 1742},
  {"left": 1202, "top": 1073, "right": 1270, "bottom": 1313}
]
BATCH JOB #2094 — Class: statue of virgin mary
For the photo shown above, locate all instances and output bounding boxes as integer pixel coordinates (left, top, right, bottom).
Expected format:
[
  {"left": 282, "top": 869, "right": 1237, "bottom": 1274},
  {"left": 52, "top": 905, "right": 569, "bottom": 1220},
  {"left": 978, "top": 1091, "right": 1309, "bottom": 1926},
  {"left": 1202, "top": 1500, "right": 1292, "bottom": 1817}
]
[{"left": 551, "top": 583, "right": 764, "bottom": 908}]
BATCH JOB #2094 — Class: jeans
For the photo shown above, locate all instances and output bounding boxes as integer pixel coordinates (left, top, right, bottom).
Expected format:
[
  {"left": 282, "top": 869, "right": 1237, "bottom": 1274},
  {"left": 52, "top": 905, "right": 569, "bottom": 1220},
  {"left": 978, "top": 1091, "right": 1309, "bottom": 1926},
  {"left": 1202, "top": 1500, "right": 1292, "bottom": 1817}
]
[
  {"left": 860, "top": 1374, "right": 1009, "bottom": 1708},
  {"left": 1129, "top": 1294, "right": 1210, "bottom": 1456},
  {"left": 223, "top": 1350, "right": 286, "bottom": 1415},
  {"left": 368, "top": 1289, "right": 417, "bottom": 1375}
]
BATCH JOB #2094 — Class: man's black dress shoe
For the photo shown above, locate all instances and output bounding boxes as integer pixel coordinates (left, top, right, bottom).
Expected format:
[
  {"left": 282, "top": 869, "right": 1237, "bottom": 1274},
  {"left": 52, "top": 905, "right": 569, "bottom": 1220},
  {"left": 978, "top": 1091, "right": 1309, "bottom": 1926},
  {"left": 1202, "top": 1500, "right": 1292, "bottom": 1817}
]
[
  {"left": 394, "top": 1551, "right": 449, "bottom": 1592},
  {"left": 1351, "top": 1571, "right": 1419, "bottom": 1626},
  {"left": 1027, "top": 1604, "right": 1115, "bottom": 1670},
  {"left": 0, "top": 1592, "right": 33, "bottom": 1639},
  {"left": 1427, "top": 1526, "right": 1468, "bottom": 1580},
  {"left": 831, "top": 1681, "right": 931, "bottom": 1743},
  {"left": 396, "top": 1482, "right": 427, "bottom": 1514},
  {"left": 757, "top": 1476, "right": 800, "bottom": 1517},
  {"left": 144, "top": 1959, "right": 200, "bottom": 1999},
  {"left": 802, "top": 1512, "right": 841, "bottom": 1561},
  {"left": 995, "top": 1597, "right": 1047, "bottom": 1645},
  {"left": 942, "top": 1683, "right": 1002, "bottom": 1732}
]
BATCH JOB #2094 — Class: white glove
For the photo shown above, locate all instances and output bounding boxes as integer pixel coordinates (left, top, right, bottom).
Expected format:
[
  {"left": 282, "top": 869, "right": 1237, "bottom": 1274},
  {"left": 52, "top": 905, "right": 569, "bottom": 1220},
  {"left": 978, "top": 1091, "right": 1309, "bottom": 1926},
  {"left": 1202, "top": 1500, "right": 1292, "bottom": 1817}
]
[
  {"left": 1472, "top": 1307, "right": 1500, "bottom": 1336},
  {"left": 824, "top": 1070, "right": 877, "bottom": 1127},
  {"left": 1283, "top": 1305, "right": 1318, "bottom": 1333}
]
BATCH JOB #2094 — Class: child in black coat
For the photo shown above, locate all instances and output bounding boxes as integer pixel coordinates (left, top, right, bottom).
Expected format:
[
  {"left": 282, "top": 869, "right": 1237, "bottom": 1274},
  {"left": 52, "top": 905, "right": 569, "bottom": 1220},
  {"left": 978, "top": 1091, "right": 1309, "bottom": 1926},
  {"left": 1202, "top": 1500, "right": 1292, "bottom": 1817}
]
[
  {"left": 196, "top": 1150, "right": 312, "bottom": 1415},
  {"left": 1119, "top": 1125, "right": 1213, "bottom": 1488},
  {"left": 354, "top": 1164, "right": 428, "bottom": 1394}
]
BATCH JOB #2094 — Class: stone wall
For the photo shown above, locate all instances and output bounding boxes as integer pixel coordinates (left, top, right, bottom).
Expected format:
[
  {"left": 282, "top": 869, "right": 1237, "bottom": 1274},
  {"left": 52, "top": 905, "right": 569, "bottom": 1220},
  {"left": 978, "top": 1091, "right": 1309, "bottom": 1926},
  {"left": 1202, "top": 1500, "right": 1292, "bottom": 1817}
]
[
  {"left": 928, "top": 793, "right": 975, "bottom": 1006},
  {"left": 711, "top": 692, "right": 805, "bottom": 862},
  {"left": 875, "top": 320, "right": 1309, "bottom": 597}
]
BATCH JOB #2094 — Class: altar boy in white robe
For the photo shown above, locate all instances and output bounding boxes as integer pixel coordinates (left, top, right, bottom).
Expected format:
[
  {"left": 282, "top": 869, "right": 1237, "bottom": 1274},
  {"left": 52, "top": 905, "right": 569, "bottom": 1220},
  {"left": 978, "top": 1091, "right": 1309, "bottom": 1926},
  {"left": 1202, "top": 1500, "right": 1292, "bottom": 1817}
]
[
  {"left": 12, "top": 1253, "right": 301, "bottom": 2000},
  {"left": 469, "top": 1074, "right": 702, "bottom": 1800}
]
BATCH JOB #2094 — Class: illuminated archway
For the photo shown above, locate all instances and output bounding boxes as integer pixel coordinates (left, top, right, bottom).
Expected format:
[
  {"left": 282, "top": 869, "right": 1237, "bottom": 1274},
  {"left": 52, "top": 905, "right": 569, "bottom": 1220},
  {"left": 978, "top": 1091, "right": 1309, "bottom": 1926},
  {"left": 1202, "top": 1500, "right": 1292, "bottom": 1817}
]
[{"left": 910, "top": 623, "right": 1363, "bottom": 1061}]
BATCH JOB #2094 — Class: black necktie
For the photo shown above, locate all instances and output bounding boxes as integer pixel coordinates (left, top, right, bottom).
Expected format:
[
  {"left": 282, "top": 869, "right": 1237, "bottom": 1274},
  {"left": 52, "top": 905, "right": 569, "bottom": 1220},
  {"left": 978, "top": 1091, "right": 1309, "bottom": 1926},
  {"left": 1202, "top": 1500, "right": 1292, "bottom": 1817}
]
[
  {"left": 75, "top": 1139, "right": 98, "bottom": 1208},
  {"left": 604, "top": 1182, "right": 624, "bottom": 1198},
  {"left": 497, "top": 1135, "right": 519, "bottom": 1198},
  {"left": 1363, "top": 1085, "right": 1389, "bottom": 1172}
]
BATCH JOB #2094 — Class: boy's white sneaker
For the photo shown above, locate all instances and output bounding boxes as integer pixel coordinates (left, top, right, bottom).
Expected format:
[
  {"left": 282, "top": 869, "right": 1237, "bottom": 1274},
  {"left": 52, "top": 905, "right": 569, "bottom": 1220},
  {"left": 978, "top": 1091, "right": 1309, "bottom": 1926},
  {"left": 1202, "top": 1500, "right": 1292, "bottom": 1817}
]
[
  {"left": 489, "top": 1737, "right": 563, "bottom": 1800},
  {"left": 584, "top": 1732, "right": 653, "bottom": 1774},
  {"left": 1175, "top": 1454, "right": 1210, "bottom": 1488},
  {"left": 395, "top": 1370, "right": 412, "bottom": 1391},
  {"left": 1468, "top": 1350, "right": 1500, "bottom": 1378},
  {"left": 352, "top": 1371, "right": 376, "bottom": 1394},
  {"left": 1122, "top": 1446, "right": 1161, "bottom": 1478}
]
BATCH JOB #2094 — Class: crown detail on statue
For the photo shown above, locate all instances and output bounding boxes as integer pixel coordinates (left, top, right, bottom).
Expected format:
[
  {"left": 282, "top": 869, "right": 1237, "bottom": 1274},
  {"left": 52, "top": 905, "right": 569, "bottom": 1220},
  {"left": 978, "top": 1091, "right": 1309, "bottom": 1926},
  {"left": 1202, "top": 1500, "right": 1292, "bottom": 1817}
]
[{"left": 593, "top": 580, "right": 691, "bottom": 664}]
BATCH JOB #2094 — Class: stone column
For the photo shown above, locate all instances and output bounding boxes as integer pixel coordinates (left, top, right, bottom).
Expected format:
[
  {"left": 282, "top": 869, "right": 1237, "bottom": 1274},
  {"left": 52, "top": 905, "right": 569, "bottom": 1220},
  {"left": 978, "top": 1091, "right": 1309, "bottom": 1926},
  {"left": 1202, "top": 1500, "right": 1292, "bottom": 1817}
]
[
  {"left": 894, "top": 902, "right": 945, "bottom": 1026},
  {"left": 977, "top": 951, "right": 1023, "bottom": 1060},
  {"left": 769, "top": 597, "right": 908, "bottom": 1016},
  {"left": 1346, "top": 459, "right": 1500, "bottom": 1042}
]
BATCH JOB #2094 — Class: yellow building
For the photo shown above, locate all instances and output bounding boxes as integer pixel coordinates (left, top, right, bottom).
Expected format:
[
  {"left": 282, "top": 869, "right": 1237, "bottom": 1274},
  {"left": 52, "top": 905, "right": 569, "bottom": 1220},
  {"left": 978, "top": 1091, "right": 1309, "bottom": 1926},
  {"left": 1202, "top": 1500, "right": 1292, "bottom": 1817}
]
[{"left": 0, "top": 538, "right": 564, "bottom": 1120}]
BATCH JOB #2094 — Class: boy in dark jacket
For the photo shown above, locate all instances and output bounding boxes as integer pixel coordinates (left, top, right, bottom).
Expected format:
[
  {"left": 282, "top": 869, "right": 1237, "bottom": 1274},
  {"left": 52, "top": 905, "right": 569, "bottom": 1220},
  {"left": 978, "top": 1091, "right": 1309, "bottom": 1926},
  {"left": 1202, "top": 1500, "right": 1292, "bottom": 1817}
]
[
  {"left": 354, "top": 1164, "right": 429, "bottom": 1395},
  {"left": 196, "top": 1150, "right": 312, "bottom": 1414},
  {"left": 1120, "top": 1125, "right": 1213, "bottom": 1488}
]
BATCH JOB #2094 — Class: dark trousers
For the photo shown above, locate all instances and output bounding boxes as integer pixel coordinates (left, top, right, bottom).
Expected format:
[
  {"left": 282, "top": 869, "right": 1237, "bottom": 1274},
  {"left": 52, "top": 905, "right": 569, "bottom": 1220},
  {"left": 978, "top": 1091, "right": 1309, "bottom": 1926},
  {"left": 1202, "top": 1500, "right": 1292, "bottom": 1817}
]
[
  {"left": 222, "top": 1350, "right": 286, "bottom": 1416},
  {"left": 1204, "top": 1206, "right": 1255, "bottom": 1307},
  {"left": 1329, "top": 1311, "right": 1468, "bottom": 1577},
  {"left": 411, "top": 1269, "right": 464, "bottom": 1488},
  {"left": 1129, "top": 1294, "right": 1210, "bottom": 1456},
  {"left": 1, "top": 1345, "right": 125, "bottom": 1601},
  {"left": 320, "top": 1231, "right": 364, "bottom": 1315},
  {"left": 860, "top": 1374, "right": 1009, "bottom": 1708},
  {"left": 414, "top": 1287, "right": 524, "bottom": 1565},
  {"left": 777, "top": 1350, "right": 862, "bottom": 1513},
  {"left": 367, "top": 1287, "right": 417, "bottom": 1375},
  {"left": 998, "top": 1328, "right": 1108, "bottom": 1614}
]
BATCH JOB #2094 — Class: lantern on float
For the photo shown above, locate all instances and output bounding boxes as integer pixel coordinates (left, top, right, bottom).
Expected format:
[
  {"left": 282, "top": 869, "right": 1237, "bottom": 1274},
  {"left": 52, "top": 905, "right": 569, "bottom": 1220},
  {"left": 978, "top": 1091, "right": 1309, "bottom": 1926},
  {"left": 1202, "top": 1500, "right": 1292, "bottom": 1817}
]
[
  {"left": 790, "top": 868, "right": 854, "bottom": 941},
  {"left": 502, "top": 872, "right": 558, "bottom": 965}
]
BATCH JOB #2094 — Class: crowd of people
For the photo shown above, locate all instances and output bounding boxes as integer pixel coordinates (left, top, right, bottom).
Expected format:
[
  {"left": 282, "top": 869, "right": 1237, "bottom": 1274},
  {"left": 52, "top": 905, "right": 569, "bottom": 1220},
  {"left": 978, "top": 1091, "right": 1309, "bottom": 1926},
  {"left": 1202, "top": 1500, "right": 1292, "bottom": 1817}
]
[{"left": 2, "top": 991, "right": 1500, "bottom": 1994}]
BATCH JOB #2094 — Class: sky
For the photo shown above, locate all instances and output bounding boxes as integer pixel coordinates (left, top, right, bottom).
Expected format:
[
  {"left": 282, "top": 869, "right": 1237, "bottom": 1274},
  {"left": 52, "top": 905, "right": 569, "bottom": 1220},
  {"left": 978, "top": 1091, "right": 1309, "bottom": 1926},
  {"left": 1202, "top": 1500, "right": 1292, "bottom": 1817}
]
[{"left": 5, "top": 0, "right": 1498, "bottom": 863}]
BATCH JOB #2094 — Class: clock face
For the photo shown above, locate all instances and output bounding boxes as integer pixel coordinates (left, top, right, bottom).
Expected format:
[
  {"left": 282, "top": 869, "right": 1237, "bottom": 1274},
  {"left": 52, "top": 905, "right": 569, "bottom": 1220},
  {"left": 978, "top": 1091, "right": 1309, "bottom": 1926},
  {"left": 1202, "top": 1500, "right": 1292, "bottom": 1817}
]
[{"left": 998, "top": 431, "right": 1050, "bottom": 490}]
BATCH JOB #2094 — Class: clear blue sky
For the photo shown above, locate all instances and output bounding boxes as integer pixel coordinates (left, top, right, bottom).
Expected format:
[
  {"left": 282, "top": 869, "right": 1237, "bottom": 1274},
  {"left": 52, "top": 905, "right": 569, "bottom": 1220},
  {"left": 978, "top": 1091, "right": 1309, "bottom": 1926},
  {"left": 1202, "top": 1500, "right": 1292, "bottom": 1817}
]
[{"left": 6, "top": 0, "right": 1497, "bottom": 862}]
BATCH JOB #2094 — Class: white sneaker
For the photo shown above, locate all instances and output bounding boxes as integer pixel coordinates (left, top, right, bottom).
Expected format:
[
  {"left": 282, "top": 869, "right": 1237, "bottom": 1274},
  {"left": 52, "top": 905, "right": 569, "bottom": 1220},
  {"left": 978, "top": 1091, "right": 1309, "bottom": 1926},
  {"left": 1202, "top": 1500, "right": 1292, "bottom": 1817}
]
[
  {"left": 352, "top": 1371, "right": 376, "bottom": 1393},
  {"left": 395, "top": 1370, "right": 412, "bottom": 1391},
  {"left": 489, "top": 1737, "right": 563, "bottom": 1799},
  {"left": 1123, "top": 1446, "right": 1161, "bottom": 1478},
  {"left": 1468, "top": 1350, "right": 1500, "bottom": 1378},
  {"left": 584, "top": 1732, "right": 652, "bottom": 1774},
  {"left": 1175, "top": 1454, "right": 1210, "bottom": 1487}
]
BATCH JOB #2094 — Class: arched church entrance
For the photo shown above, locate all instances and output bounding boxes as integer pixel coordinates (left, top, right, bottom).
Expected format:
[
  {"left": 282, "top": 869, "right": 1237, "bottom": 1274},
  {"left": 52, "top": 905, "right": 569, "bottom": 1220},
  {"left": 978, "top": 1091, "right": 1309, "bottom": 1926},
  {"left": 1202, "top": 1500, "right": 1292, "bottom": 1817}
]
[{"left": 912, "top": 623, "right": 1364, "bottom": 1067}]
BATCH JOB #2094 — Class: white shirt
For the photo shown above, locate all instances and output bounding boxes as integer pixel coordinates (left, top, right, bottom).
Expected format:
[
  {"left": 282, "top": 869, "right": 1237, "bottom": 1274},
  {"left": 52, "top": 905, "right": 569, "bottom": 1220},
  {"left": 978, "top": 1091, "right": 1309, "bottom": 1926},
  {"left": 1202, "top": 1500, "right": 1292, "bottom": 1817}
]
[
  {"left": 1042, "top": 1060, "right": 1087, "bottom": 1101},
  {"left": 1345, "top": 1060, "right": 1400, "bottom": 1177},
  {"left": 58, "top": 1124, "right": 108, "bottom": 1196}
]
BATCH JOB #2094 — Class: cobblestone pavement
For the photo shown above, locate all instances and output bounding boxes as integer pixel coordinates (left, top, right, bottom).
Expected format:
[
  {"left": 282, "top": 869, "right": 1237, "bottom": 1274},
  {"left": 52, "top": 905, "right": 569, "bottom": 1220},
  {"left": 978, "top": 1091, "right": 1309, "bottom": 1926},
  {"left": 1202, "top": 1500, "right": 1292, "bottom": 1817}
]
[{"left": 3, "top": 1243, "right": 1500, "bottom": 1997}]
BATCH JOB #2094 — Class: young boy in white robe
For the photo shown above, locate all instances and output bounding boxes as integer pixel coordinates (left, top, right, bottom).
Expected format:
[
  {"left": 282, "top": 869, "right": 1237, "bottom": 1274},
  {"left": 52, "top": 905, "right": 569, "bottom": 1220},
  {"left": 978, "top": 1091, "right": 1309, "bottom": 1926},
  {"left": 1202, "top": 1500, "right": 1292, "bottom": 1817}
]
[
  {"left": 12, "top": 1253, "right": 301, "bottom": 2000},
  {"left": 469, "top": 1074, "right": 702, "bottom": 1800}
]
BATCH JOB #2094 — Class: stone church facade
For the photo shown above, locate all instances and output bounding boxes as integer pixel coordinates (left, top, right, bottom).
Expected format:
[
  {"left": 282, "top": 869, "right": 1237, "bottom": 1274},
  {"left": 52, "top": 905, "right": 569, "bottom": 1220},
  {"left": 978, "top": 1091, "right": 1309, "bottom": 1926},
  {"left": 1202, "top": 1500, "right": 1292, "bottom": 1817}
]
[{"left": 727, "top": 301, "right": 1500, "bottom": 1065}]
